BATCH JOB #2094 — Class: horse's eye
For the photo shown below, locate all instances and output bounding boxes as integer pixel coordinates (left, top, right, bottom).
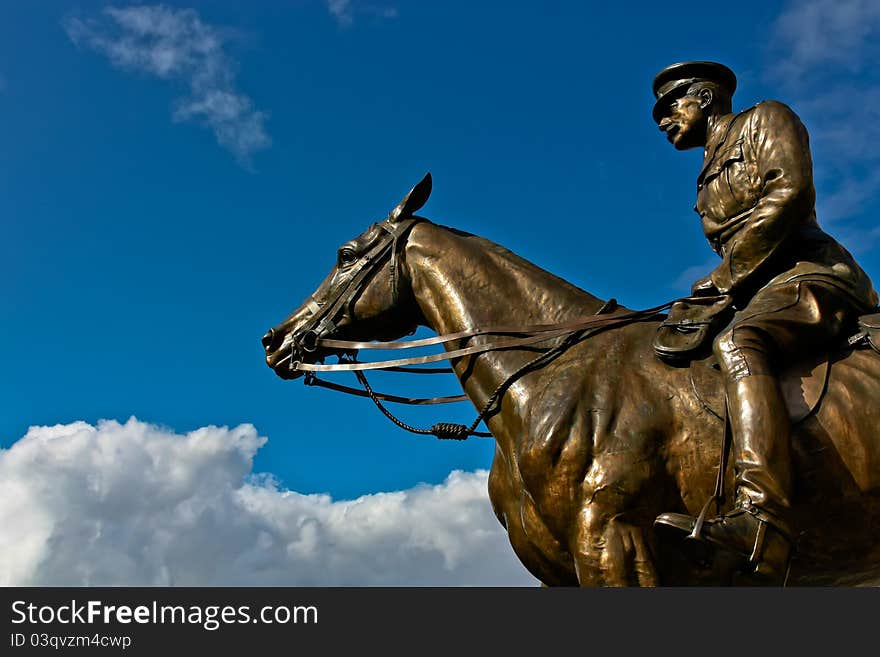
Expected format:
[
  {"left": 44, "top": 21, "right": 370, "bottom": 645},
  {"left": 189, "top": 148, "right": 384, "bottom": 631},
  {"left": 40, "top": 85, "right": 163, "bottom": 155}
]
[{"left": 338, "top": 248, "right": 358, "bottom": 267}]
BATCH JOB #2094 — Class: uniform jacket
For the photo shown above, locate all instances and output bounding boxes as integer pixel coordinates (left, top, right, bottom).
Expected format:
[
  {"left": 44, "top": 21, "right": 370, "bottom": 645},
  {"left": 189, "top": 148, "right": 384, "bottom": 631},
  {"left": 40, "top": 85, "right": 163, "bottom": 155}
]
[{"left": 695, "top": 100, "right": 878, "bottom": 309}]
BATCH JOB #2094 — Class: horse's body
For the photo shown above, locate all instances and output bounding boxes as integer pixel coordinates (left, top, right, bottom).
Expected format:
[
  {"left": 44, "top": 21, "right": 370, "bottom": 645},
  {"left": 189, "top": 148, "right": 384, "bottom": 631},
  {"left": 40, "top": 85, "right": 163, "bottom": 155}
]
[{"left": 263, "top": 179, "right": 880, "bottom": 585}]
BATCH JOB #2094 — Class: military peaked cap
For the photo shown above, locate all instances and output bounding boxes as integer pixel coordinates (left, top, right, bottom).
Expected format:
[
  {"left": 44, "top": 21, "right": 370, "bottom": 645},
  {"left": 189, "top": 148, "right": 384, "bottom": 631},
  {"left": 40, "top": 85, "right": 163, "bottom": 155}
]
[{"left": 652, "top": 61, "right": 737, "bottom": 123}]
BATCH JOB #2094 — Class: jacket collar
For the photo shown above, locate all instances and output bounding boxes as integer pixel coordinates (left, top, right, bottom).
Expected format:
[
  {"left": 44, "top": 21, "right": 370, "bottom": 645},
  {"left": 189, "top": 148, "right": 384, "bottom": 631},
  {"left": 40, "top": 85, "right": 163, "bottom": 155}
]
[{"left": 697, "top": 112, "right": 739, "bottom": 185}]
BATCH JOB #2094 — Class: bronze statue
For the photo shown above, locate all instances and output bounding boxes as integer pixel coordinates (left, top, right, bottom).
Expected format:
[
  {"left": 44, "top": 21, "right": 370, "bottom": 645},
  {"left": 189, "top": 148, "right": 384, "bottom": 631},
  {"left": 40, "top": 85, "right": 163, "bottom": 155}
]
[
  {"left": 650, "top": 61, "right": 878, "bottom": 581},
  {"left": 261, "top": 64, "right": 880, "bottom": 585},
  {"left": 261, "top": 172, "right": 880, "bottom": 585}
]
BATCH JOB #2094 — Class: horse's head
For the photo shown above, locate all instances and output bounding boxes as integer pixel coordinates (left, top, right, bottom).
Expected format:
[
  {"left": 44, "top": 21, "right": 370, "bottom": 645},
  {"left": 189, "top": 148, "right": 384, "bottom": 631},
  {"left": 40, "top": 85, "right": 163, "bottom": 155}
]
[{"left": 262, "top": 173, "right": 433, "bottom": 380}]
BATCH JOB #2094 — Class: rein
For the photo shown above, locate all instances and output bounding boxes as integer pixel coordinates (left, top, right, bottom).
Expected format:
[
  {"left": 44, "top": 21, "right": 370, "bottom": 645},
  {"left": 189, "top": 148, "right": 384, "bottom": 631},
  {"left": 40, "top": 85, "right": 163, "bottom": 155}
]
[
  {"left": 295, "top": 302, "right": 674, "bottom": 372},
  {"left": 285, "top": 213, "right": 675, "bottom": 441},
  {"left": 301, "top": 298, "right": 674, "bottom": 441}
]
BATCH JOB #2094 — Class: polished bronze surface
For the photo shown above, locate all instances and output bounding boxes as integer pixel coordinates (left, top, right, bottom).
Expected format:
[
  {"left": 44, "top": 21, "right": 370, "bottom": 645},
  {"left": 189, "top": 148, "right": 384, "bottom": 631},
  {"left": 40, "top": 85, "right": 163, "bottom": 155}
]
[
  {"left": 652, "top": 61, "right": 878, "bottom": 582},
  {"left": 262, "top": 170, "right": 880, "bottom": 586}
]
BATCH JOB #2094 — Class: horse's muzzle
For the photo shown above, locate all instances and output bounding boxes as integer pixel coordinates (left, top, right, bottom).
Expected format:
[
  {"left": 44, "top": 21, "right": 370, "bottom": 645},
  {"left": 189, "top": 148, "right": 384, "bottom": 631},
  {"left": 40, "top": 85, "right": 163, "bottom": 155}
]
[
  {"left": 265, "top": 346, "right": 306, "bottom": 380},
  {"left": 263, "top": 323, "right": 341, "bottom": 380},
  {"left": 263, "top": 328, "right": 305, "bottom": 380},
  {"left": 261, "top": 328, "right": 278, "bottom": 352}
]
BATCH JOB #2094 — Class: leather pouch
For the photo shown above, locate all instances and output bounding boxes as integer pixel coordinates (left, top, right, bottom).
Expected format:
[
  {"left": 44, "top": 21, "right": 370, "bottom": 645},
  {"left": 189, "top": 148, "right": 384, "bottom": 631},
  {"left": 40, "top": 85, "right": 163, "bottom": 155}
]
[
  {"left": 852, "top": 313, "right": 880, "bottom": 354},
  {"left": 653, "top": 295, "right": 735, "bottom": 364}
]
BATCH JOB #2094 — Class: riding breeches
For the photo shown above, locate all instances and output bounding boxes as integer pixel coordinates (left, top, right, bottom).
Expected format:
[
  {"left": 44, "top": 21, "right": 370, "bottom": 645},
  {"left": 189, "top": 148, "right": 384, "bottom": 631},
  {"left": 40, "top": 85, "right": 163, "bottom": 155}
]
[{"left": 713, "top": 280, "right": 860, "bottom": 381}]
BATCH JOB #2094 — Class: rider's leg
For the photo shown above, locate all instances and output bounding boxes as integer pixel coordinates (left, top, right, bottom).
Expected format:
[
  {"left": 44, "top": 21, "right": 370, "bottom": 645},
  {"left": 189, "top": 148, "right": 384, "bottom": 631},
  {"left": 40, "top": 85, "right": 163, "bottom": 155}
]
[
  {"left": 656, "top": 281, "right": 857, "bottom": 578},
  {"left": 715, "top": 328, "right": 793, "bottom": 535},
  {"left": 656, "top": 324, "right": 793, "bottom": 579},
  {"left": 697, "top": 328, "right": 795, "bottom": 579}
]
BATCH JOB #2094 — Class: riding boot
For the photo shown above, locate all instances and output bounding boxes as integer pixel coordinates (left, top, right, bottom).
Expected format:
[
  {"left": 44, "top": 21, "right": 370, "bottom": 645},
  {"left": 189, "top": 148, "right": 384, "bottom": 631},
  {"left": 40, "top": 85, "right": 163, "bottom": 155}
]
[{"left": 655, "top": 374, "right": 793, "bottom": 580}]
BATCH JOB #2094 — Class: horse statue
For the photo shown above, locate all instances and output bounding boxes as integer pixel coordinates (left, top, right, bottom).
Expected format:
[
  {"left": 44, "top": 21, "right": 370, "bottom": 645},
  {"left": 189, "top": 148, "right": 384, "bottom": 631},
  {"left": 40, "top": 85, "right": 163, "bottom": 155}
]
[{"left": 261, "top": 174, "right": 880, "bottom": 586}]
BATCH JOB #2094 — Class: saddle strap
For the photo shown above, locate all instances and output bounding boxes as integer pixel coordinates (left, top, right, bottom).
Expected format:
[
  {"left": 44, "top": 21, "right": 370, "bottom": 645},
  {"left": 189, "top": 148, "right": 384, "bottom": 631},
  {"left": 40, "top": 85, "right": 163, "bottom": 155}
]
[{"left": 690, "top": 399, "right": 732, "bottom": 540}]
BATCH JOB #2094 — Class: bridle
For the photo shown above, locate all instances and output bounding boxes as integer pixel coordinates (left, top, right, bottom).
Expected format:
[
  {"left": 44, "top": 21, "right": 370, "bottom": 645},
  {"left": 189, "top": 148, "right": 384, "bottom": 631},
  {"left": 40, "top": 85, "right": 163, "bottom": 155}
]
[
  {"left": 275, "top": 214, "right": 675, "bottom": 440},
  {"left": 280, "top": 215, "right": 422, "bottom": 360}
]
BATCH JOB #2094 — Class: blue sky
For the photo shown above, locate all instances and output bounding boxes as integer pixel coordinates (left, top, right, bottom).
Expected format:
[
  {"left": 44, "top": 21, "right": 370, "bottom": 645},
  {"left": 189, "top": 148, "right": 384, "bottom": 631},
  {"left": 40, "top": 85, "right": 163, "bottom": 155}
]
[{"left": 1, "top": 1, "right": 878, "bottom": 584}]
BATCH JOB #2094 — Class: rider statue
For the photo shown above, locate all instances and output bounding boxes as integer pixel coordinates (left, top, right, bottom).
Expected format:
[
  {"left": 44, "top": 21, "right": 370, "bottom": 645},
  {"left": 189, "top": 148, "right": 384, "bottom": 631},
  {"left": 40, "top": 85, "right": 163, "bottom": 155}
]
[{"left": 650, "top": 61, "right": 879, "bottom": 580}]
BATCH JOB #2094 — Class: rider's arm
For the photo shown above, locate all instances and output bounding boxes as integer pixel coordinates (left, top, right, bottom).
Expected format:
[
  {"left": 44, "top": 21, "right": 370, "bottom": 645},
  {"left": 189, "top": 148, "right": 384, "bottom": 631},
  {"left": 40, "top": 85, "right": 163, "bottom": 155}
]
[{"left": 708, "top": 101, "right": 815, "bottom": 295}]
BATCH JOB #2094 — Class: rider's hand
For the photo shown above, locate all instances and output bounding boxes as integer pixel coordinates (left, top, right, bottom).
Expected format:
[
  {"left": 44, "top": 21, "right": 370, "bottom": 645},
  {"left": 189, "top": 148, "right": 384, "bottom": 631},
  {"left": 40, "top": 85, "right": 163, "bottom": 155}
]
[{"left": 691, "top": 275, "right": 720, "bottom": 297}]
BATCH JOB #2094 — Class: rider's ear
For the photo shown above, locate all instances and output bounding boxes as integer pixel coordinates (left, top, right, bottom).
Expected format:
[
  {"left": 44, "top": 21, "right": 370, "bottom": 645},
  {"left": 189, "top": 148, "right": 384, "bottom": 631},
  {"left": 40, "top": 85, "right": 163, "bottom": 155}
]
[
  {"left": 698, "top": 87, "right": 713, "bottom": 110},
  {"left": 388, "top": 172, "right": 432, "bottom": 223}
]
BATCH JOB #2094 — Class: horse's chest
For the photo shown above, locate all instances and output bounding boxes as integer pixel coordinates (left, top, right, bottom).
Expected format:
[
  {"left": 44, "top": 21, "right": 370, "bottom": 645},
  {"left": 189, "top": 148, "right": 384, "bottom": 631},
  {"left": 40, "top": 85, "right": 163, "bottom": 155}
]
[
  {"left": 487, "top": 452, "right": 580, "bottom": 585},
  {"left": 489, "top": 401, "right": 599, "bottom": 538}
]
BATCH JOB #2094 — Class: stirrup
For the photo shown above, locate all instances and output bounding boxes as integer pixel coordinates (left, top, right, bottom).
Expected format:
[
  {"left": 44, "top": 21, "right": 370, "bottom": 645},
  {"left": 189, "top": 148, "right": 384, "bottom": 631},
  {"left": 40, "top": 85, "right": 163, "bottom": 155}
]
[
  {"left": 688, "top": 493, "right": 720, "bottom": 541},
  {"left": 652, "top": 493, "right": 720, "bottom": 543}
]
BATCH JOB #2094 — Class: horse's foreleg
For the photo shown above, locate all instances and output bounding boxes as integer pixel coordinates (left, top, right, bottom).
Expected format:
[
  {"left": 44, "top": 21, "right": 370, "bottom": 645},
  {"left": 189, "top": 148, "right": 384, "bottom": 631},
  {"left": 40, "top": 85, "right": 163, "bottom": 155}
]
[
  {"left": 572, "top": 510, "right": 658, "bottom": 586},
  {"left": 602, "top": 516, "right": 658, "bottom": 586},
  {"left": 572, "top": 459, "right": 659, "bottom": 586}
]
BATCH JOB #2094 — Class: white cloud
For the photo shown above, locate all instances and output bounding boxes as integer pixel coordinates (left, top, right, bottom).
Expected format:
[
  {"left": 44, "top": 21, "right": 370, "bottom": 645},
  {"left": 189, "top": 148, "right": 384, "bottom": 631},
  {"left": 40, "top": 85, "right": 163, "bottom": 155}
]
[
  {"left": 63, "top": 5, "right": 270, "bottom": 165},
  {"left": 0, "top": 418, "right": 536, "bottom": 586}
]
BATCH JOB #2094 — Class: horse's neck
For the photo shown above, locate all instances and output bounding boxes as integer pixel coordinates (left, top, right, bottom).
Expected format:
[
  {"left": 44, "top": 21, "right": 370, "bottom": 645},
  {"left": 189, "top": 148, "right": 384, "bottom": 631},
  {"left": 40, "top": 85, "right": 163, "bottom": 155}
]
[{"left": 404, "top": 222, "right": 606, "bottom": 403}]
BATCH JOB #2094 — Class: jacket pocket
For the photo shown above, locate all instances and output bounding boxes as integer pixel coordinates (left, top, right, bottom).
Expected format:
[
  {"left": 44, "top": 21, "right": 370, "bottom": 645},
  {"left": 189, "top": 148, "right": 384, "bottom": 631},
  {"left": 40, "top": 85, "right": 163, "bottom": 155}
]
[{"left": 702, "top": 138, "right": 744, "bottom": 185}]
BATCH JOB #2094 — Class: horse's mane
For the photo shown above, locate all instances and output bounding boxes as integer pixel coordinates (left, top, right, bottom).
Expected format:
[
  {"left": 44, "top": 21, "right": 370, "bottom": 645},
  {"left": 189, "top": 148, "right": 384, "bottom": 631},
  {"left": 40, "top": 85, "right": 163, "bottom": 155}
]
[{"left": 430, "top": 220, "right": 602, "bottom": 307}]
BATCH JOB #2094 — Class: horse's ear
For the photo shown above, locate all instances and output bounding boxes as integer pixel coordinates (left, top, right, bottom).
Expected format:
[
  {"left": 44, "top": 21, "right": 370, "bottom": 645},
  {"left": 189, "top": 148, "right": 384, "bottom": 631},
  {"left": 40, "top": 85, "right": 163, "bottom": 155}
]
[{"left": 388, "top": 172, "right": 432, "bottom": 223}]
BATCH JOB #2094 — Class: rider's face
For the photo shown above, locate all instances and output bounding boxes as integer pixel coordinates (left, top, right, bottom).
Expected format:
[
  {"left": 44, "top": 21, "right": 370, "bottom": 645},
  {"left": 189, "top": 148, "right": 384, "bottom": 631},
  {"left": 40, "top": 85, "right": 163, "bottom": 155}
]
[{"left": 658, "top": 90, "right": 709, "bottom": 150}]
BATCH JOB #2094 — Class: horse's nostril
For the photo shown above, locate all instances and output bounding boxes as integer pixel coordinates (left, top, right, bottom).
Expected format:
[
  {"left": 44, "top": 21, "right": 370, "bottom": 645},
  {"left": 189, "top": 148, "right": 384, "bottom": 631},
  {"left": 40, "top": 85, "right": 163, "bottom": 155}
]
[{"left": 262, "top": 329, "right": 276, "bottom": 350}]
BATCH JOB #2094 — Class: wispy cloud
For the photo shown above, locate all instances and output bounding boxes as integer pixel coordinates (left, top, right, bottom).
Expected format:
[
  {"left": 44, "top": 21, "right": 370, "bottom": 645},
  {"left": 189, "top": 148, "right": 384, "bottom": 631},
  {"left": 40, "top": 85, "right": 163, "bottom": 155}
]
[
  {"left": 816, "top": 169, "right": 880, "bottom": 227},
  {"left": 771, "top": 0, "right": 880, "bottom": 85},
  {"left": 0, "top": 418, "right": 536, "bottom": 586},
  {"left": 672, "top": 258, "right": 719, "bottom": 293},
  {"left": 766, "top": 1, "right": 880, "bottom": 237},
  {"left": 327, "top": 0, "right": 355, "bottom": 26},
  {"left": 326, "top": 1, "right": 398, "bottom": 27},
  {"left": 64, "top": 5, "right": 270, "bottom": 165}
]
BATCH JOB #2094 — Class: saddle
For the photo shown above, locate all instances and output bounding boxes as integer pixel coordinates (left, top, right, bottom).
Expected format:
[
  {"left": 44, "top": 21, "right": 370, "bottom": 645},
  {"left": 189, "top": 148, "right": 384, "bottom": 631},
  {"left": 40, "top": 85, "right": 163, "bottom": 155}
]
[
  {"left": 690, "top": 354, "right": 829, "bottom": 424},
  {"left": 678, "top": 310, "right": 880, "bottom": 423}
]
